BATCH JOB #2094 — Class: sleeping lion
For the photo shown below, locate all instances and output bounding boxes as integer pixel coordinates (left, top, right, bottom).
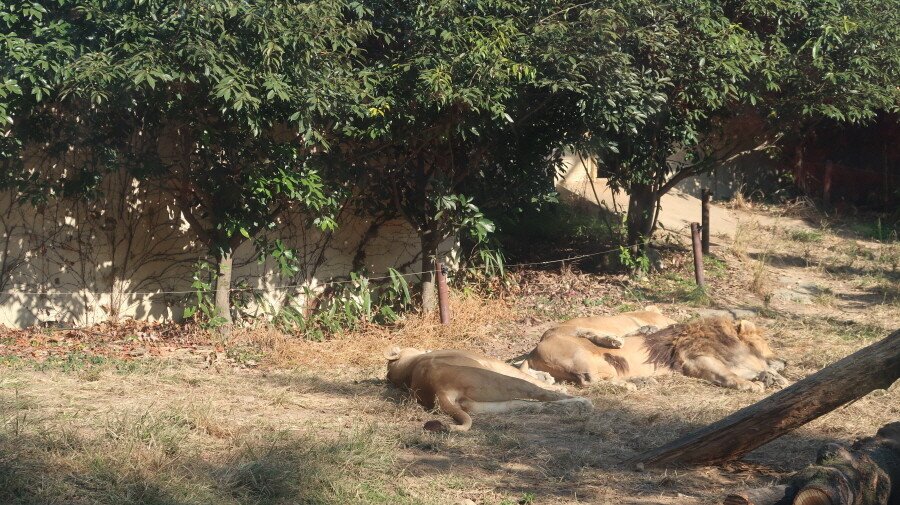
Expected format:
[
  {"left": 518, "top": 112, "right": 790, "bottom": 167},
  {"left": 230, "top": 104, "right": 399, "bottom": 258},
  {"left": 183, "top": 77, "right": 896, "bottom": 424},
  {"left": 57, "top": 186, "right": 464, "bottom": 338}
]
[
  {"left": 523, "top": 316, "right": 789, "bottom": 392},
  {"left": 385, "top": 347, "right": 592, "bottom": 432}
]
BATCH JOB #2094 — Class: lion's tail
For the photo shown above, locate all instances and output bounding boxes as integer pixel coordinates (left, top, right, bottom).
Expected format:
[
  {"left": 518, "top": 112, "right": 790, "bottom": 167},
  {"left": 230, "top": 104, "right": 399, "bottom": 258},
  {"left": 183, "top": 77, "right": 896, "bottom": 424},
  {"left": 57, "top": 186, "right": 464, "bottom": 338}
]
[{"left": 435, "top": 392, "right": 472, "bottom": 432}]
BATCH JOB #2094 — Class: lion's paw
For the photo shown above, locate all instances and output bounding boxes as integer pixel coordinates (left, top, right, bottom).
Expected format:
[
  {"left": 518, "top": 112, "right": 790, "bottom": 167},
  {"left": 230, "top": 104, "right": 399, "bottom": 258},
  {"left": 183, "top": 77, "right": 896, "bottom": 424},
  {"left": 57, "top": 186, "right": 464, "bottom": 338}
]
[
  {"left": 756, "top": 370, "right": 790, "bottom": 389},
  {"left": 525, "top": 369, "right": 556, "bottom": 385},
  {"left": 556, "top": 397, "right": 594, "bottom": 413},
  {"left": 739, "top": 380, "right": 765, "bottom": 393},
  {"left": 578, "top": 330, "right": 624, "bottom": 349},
  {"left": 767, "top": 359, "right": 787, "bottom": 372}
]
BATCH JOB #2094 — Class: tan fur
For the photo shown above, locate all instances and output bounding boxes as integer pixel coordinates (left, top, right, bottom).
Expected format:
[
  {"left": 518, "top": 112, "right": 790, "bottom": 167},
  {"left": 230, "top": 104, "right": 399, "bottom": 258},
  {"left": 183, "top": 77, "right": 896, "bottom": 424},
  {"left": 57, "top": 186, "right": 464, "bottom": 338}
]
[
  {"left": 540, "top": 307, "right": 676, "bottom": 349},
  {"left": 386, "top": 348, "right": 592, "bottom": 431},
  {"left": 526, "top": 316, "right": 788, "bottom": 392}
]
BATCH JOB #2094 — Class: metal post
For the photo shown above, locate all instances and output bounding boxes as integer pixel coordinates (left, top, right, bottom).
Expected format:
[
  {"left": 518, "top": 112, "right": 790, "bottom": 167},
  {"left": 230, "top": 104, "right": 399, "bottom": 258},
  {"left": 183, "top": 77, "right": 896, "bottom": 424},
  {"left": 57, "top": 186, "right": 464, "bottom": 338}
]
[
  {"left": 701, "top": 188, "right": 711, "bottom": 255},
  {"left": 690, "top": 223, "right": 705, "bottom": 288},
  {"left": 436, "top": 261, "right": 450, "bottom": 324}
]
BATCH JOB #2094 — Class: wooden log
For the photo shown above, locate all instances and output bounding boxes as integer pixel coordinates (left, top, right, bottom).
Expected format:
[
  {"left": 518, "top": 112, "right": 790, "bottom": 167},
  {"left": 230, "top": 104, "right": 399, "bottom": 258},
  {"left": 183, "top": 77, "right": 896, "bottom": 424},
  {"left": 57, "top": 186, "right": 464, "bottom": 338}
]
[
  {"left": 723, "top": 485, "right": 789, "bottom": 505},
  {"left": 626, "top": 329, "right": 900, "bottom": 468},
  {"left": 787, "top": 422, "right": 900, "bottom": 505},
  {"left": 722, "top": 423, "right": 900, "bottom": 505}
]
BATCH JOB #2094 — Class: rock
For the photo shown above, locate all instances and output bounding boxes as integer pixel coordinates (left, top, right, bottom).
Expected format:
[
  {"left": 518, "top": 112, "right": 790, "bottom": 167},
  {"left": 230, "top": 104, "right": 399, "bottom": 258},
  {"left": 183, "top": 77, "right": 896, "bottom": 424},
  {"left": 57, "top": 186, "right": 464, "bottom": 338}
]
[{"left": 423, "top": 420, "right": 449, "bottom": 433}]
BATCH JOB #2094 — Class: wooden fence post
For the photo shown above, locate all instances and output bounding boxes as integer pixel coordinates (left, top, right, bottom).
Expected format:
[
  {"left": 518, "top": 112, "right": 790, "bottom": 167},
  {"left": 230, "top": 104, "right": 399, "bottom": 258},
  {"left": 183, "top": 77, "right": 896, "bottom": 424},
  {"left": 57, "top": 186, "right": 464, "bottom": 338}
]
[
  {"left": 690, "top": 223, "right": 705, "bottom": 288},
  {"left": 701, "top": 188, "right": 710, "bottom": 255},
  {"left": 436, "top": 262, "right": 450, "bottom": 325}
]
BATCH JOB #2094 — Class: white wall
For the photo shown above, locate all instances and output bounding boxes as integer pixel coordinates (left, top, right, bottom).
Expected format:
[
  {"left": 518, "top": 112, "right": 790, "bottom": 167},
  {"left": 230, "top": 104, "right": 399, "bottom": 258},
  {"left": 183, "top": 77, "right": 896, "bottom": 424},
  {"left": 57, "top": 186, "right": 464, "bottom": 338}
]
[{"left": 0, "top": 170, "right": 443, "bottom": 328}]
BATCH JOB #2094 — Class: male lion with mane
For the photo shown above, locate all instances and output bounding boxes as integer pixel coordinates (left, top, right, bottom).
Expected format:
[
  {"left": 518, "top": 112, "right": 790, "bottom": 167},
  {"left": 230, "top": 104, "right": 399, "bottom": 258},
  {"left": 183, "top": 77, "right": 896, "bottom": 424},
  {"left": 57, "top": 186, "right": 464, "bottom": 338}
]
[
  {"left": 386, "top": 347, "right": 592, "bottom": 432},
  {"left": 524, "top": 316, "right": 789, "bottom": 392}
]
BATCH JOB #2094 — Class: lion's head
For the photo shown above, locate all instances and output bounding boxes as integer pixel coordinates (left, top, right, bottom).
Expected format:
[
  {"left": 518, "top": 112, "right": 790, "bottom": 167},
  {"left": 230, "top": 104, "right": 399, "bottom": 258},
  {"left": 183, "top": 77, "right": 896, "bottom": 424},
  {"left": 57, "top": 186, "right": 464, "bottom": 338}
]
[
  {"left": 384, "top": 346, "right": 426, "bottom": 386},
  {"left": 734, "top": 319, "right": 774, "bottom": 358}
]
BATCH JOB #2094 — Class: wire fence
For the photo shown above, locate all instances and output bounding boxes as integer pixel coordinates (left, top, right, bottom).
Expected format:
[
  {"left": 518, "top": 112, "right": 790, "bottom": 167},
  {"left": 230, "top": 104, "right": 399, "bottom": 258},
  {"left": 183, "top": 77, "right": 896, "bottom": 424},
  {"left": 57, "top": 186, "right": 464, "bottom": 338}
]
[{"left": 0, "top": 242, "right": 646, "bottom": 299}]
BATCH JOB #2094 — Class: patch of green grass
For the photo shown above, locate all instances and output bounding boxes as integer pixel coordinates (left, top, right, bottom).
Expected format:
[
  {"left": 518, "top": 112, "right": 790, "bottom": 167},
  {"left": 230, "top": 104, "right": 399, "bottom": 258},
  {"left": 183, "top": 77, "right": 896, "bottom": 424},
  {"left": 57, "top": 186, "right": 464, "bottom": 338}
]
[
  {"left": 703, "top": 255, "right": 727, "bottom": 278},
  {"left": 0, "top": 355, "right": 25, "bottom": 369},
  {"left": 810, "top": 317, "right": 889, "bottom": 342},
  {"left": 12, "top": 351, "right": 153, "bottom": 376},
  {"left": 0, "top": 402, "right": 419, "bottom": 505},
  {"left": 500, "top": 492, "right": 537, "bottom": 505},
  {"left": 839, "top": 322, "right": 890, "bottom": 341},
  {"left": 812, "top": 286, "right": 835, "bottom": 306},
  {"left": 635, "top": 273, "right": 712, "bottom": 307},
  {"left": 225, "top": 344, "right": 263, "bottom": 366},
  {"left": 849, "top": 216, "right": 899, "bottom": 242},
  {"left": 581, "top": 296, "right": 609, "bottom": 308},
  {"left": 789, "top": 229, "right": 824, "bottom": 243},
  {"left": 34, "top": 351, "right": 108, "bottom": 373}
]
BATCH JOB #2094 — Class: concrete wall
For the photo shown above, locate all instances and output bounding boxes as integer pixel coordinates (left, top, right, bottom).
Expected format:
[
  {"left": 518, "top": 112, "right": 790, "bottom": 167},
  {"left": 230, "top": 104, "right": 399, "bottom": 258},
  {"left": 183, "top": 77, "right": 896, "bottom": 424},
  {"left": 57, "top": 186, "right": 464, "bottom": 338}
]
[{"left": 0, "top": 169, "right": 440, "bottom": 328}]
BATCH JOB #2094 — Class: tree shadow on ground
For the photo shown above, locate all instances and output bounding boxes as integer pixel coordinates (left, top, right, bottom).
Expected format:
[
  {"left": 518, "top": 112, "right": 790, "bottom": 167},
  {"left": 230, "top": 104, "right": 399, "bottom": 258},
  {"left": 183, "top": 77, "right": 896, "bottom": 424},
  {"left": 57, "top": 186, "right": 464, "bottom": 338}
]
[
  {"left": 1, "top": 368, "right": 883, "bottom": 505},
  {"left": 0, "top": 415, "right": 406, "bottom": 505},
  {"left": 255, "top": 371, "right": 860, "bottom": 503},
  {"left": 750, "top": 250, "right": 900, "bottom": 281}
]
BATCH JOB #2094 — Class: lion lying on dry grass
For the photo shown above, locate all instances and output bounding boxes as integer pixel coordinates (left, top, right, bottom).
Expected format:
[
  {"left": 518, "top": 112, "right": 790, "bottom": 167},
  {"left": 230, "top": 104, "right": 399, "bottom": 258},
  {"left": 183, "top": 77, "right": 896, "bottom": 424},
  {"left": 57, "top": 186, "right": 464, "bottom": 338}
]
[
  {"left": 524, "top": 315, "right": 788, "bottom": 392},
  {"left": 385, "top": 347, "right": 592, "bottom": 432}
]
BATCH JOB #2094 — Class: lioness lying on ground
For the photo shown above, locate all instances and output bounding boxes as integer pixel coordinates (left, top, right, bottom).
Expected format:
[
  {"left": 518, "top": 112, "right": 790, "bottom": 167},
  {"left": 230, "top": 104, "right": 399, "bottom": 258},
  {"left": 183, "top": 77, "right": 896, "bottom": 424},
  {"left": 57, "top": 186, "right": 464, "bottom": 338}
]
[
  {"left": 523, "top": 316, "right": 788, "bottom": 392},
  {"left": 540, "top": 306, "right": 677, "bottom": 349},
  {"left": 385, "top": 347, "right": 593, "bottom": 432}
]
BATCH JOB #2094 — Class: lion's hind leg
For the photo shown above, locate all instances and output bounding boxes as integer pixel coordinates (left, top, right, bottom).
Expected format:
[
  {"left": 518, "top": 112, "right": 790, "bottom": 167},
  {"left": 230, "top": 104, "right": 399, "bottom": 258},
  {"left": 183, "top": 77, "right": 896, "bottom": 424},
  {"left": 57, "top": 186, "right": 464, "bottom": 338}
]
[
  {"left": 576, "top": 329, "right": 624, "bottom": 349},
  {"left": 466, "top": 397, "right": 593, "bottom": 417},
  {"left": 475, "top": 374, "right": 594, "bottom": 412}
]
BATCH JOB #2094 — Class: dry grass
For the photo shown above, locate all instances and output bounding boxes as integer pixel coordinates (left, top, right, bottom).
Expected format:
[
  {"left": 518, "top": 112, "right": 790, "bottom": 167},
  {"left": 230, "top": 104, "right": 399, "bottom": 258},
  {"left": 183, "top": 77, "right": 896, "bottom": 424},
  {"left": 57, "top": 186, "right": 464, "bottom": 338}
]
[
  {"left": 229, "top": 291, "right": 519, "bottom": 369},
  {"left": 749, "top": 254, "right": 774, "bottom": 301},
  {"left": 2, "top": 203, "right": 899, "bottom": 505}
]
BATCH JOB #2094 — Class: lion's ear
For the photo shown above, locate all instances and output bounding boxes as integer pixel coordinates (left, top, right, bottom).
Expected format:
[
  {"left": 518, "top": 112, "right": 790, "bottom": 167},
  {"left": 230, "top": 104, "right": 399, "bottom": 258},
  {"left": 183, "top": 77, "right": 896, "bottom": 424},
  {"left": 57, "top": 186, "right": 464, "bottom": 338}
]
[
  {"left": 736, "top": 320, "right": 756, "bottom": 335},
  {"left": 384, "top": 346, "right": 402, "bottom": 361},
  {"left": 643, "top": 305, "right": 662, "bottom": 314}
]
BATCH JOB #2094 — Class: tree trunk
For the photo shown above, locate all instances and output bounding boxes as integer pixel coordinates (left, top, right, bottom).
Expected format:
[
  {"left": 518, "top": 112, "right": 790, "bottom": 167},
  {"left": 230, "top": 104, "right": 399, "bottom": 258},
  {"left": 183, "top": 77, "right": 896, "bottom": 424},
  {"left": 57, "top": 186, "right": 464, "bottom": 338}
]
[
  {"left": 626, "top": 328, "right": 900, "bottom": 468},
  {"left": 215, "top": 249, "right": 234, "bottom": 325},
  {"left": 420, "top": 231, "right": 439, "bottom": 313},
  {"left": 723, "top": 422, "right": 900, "bottom": 505},
  {"left": 626, "top": 182, "right": 658, "bottom": 256}
]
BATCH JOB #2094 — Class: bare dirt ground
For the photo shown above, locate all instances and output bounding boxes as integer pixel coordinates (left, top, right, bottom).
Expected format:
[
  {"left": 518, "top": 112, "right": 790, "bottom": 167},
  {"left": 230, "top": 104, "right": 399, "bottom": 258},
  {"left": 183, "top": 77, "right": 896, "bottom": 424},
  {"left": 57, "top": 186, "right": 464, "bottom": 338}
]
[{"left": 1, "top": 202, "right": 898, "bottom": 505}]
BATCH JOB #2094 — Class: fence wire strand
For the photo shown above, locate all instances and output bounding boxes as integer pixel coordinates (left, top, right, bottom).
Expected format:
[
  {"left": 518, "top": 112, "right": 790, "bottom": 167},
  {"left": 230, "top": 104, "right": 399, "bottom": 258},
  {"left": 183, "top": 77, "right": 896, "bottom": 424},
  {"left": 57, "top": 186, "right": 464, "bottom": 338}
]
[{"left": 0, "top": 242, "right": 648, "bottom": 298}]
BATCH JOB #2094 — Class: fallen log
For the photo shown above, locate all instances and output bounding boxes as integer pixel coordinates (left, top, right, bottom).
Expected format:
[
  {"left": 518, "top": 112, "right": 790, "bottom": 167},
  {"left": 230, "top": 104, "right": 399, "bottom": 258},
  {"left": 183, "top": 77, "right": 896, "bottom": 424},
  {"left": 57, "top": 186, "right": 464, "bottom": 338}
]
[
  {"left": 626, "top": 329, "right": 900, "bottom": 468},
  {"left": 723, "top": 485, "right": 789, "bottom": 505},
  {"left": 722, "top": 422, "right": 900, "bottom": 505}
]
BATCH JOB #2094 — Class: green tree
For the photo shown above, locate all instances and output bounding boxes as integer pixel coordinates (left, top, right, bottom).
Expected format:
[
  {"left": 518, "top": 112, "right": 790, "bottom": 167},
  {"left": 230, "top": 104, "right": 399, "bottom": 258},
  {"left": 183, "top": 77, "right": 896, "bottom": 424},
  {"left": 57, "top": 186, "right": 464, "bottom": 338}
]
[
  {"left": 351, "top": 0, "right": 559, "bottom": 310},
  {"left": 2, "top": 0, "right": 374, "bottom": 323},
  {"left": 565, "top": 0, "right": 899, "bottom": 254}
]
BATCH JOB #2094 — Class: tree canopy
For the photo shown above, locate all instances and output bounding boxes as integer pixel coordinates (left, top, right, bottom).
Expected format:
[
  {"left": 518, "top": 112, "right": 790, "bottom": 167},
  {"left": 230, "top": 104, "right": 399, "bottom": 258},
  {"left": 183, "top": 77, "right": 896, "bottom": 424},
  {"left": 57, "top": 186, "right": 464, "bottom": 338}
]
[{"left": 2, "top": 0, "right": 898, "bottom": 320}]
